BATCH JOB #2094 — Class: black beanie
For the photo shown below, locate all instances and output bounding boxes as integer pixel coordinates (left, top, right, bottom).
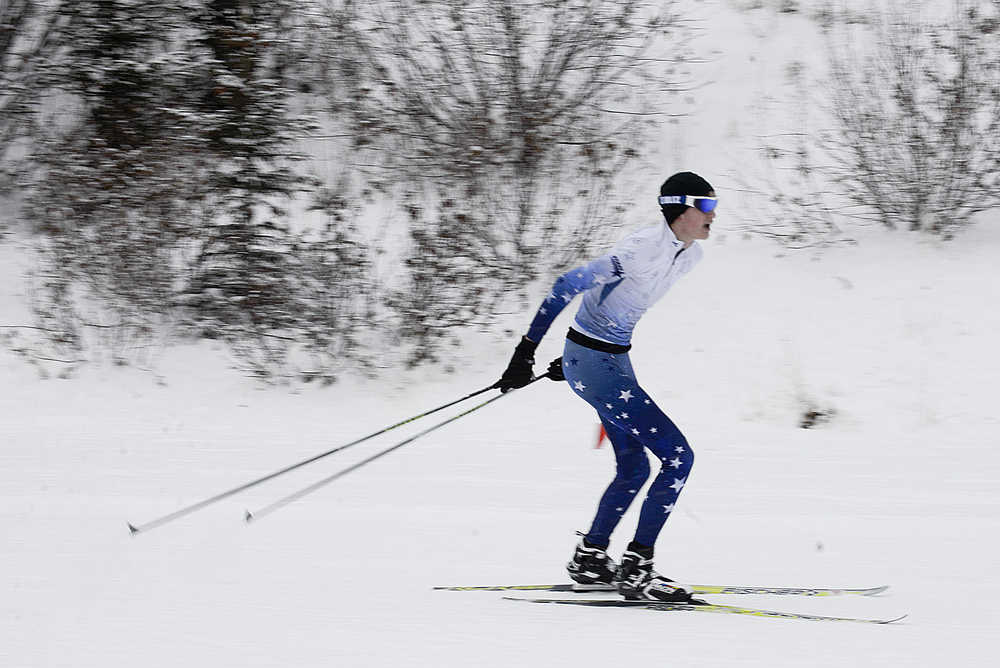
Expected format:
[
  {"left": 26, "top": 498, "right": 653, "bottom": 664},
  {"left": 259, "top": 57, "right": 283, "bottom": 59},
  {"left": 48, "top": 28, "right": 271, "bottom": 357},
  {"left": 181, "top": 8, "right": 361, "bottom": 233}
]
[{"left": 659, "top": 171, "right": 715, "bottom": 223}]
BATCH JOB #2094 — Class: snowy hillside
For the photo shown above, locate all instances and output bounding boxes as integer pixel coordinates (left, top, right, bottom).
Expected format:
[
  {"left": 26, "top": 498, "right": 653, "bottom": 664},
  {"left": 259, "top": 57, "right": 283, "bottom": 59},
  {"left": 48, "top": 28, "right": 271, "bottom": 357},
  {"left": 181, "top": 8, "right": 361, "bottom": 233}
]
[{"left": 3, "top": 2, "right": 1000, "bottom": 667}]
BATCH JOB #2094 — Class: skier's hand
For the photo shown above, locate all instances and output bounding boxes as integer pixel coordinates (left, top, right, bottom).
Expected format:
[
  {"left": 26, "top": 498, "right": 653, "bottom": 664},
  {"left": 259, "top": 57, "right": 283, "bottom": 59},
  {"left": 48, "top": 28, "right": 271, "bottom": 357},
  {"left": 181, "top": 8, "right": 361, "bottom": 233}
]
[
  {"left": 495, "top": 336, "right": 537, "bottom": 392},
  {"left": 547, "top": 357, "right": 565, "bottom": 382}
]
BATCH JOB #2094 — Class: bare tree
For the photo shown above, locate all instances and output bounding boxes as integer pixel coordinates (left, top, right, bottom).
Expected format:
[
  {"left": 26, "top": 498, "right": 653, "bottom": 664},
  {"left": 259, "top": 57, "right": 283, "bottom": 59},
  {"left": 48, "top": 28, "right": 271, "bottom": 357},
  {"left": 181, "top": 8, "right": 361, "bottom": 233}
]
[
  {"left": 321, "top": 0, "right": 691, "bottom": 363},
  {"left": 823, "top": 0, "right": 1000, "bottom": 237}
]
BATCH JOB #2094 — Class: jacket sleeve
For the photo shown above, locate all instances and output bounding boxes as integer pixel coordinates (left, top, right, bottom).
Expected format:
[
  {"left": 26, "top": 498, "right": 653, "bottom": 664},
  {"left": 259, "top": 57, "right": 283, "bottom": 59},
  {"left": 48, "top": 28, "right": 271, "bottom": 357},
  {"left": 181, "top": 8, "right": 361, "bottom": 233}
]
[{"left": 524, "top": 254, "right": 625, "bottom": 342}]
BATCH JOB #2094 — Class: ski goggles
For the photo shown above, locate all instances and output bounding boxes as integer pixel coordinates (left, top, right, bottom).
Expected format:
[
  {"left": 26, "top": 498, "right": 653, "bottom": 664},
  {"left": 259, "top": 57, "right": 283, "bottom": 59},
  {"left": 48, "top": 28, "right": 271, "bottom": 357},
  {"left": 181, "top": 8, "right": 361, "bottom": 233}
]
[{"left": 658, "top": 195, "right": 718, "bottom": 213}]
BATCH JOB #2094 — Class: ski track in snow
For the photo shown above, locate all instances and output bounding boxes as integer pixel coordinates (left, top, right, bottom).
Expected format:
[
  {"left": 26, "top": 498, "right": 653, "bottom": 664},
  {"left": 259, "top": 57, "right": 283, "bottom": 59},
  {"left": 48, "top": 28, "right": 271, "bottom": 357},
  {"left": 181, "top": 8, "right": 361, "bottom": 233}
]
[{"left": 3, "top": 3, "right": 1000, "bottom": 667}]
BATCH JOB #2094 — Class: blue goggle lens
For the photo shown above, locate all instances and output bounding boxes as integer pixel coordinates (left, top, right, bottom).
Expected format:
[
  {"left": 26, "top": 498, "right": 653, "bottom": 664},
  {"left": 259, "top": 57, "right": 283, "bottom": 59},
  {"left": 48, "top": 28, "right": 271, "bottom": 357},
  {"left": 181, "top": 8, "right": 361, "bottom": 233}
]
[{"left": 694, "top": 198, "right": 718, "bottom": 213}]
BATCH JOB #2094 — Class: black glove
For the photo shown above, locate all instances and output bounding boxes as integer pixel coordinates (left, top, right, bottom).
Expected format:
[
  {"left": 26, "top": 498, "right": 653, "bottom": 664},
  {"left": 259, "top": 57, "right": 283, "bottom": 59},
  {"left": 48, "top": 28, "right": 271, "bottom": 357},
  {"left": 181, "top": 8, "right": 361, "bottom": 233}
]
[
  {"left": 547, "top": 357, "right": 565, "bottom": 382},
  {"left": 496, "top": 336, "right": 538, "bottom": 392}
]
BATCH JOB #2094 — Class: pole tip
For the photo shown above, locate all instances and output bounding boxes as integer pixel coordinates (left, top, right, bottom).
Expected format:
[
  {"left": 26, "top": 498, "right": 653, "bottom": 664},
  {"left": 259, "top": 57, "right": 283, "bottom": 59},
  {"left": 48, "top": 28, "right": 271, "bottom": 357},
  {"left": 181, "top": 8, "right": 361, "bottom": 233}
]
[
  {"left": 244, "top": 510, "right": 254, "bottom": 523},
  {"left": 128, "top": 523, "right": 140, "bottom": 536}
]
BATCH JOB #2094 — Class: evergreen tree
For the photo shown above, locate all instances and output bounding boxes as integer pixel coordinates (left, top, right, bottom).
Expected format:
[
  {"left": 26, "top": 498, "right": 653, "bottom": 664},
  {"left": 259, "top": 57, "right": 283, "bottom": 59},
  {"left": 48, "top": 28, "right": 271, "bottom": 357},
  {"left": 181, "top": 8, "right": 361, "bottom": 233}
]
[
  {"left": 23, "top": 0, "right": 211, "bottom": 358},
  {"left": 182, "top": 0, "right": 318, "bottom": 361},
  {"left": 20, "top": 1, "right": 317, "bottom": 371}
]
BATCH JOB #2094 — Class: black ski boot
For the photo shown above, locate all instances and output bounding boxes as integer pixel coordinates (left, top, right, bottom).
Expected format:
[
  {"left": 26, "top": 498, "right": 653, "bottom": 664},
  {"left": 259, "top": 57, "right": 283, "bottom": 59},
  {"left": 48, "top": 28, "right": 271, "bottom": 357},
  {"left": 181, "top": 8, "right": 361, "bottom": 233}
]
[
  {"left": 566, "top": 537, "right": 617, "bottom": 586},
  {"left": 616, "top": 541, "right": 693, "bottom": 602}
]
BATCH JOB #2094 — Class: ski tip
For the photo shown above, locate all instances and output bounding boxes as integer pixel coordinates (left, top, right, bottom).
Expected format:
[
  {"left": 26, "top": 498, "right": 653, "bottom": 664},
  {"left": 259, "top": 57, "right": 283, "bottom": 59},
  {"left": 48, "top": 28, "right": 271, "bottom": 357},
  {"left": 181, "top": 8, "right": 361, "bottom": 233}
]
[
  {"left": 864, "top": 585, "right": 891, "bottom": 596},
  {"left": 127, "top": 523, "right": 140, "bottom": 536}
]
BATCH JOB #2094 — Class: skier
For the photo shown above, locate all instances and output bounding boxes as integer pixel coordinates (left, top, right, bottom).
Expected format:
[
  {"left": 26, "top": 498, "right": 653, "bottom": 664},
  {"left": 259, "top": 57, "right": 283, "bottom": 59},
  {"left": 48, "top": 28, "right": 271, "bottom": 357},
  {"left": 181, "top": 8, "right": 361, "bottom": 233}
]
[{"left": 496, "top": 171, "right": 717, "bottom": 602}]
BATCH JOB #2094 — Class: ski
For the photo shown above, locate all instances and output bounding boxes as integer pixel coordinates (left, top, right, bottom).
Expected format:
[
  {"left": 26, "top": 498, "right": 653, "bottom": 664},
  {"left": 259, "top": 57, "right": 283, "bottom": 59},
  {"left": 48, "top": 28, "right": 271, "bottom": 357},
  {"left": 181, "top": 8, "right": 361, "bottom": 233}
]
[
  {"left": 502, "top": 596, "right": 906, "bottom": 625},
  {"left": 434, "top": 582, "right": 889, "bottom": 597}
]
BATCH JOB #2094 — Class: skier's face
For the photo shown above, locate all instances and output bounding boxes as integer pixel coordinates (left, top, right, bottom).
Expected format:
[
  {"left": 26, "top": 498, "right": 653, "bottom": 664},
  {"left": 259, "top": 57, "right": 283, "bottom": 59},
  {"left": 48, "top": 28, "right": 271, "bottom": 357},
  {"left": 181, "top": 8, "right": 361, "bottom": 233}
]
[{"left": 670, "top": 191, "right": 717, "bottom": 245}]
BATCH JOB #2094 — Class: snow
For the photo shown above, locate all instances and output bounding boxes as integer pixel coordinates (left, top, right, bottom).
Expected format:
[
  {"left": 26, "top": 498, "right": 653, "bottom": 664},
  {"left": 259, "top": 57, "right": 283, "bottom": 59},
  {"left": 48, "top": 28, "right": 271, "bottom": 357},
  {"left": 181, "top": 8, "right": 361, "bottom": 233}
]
[
  {"left": 3, "top": 2, "right": 1000, "bottom": 667},
  {"left": 6, "top": 222, "right": 999, "bottom": 666}
]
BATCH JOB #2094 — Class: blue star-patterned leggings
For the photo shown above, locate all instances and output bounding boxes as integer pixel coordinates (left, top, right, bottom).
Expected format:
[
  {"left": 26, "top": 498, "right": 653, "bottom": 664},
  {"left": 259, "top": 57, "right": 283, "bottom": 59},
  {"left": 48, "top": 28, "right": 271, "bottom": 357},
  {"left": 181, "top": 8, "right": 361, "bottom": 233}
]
[{"left": 561, "top": 338, "right": 694, "bottom": 550}]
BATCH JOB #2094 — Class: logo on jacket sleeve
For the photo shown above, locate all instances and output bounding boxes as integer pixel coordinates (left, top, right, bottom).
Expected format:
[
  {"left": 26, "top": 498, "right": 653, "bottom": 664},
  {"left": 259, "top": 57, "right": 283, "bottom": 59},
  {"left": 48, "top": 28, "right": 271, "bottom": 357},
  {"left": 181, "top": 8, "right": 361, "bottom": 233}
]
[{"left": 610, "top": 255, "right": 624, "bottom": 278}]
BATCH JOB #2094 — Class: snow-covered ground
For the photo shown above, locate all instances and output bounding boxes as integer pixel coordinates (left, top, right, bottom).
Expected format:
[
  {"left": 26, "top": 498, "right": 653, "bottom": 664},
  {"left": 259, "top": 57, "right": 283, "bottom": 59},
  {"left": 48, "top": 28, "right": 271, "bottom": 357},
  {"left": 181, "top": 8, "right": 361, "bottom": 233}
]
[
  {"left": 3, "top": 2, "right": 1000, "bottom": 667},
  {"left": 5, "top": 221, "right": 998, "bottom": 667}
]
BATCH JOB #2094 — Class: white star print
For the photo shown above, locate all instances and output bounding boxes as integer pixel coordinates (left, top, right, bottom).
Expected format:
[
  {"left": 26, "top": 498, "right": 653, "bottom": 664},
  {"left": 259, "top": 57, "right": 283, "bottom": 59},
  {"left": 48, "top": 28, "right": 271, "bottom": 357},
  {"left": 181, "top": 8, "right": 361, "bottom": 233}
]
[
  {"left": 539, "top": 307, "right": 547, "bottom": 315},
  {"left": 663, "top": 503, "right": 675, "bottom": 513},
  {"left": 561, "top": 293, "right": 573, "bottom": 302},
  {"left": 631, "top": 428, "right": 640, "bottom": 435},
  {"left": 675, "top": 446, "right": 685, "bottom": 453},
  {"left": 605, "top": 403, "right": 613, "bottom": 410},
  {"left": 644, "top": 399, "right": 651, "bottom": 405},
  {"left": 574, "top": 380, "right": 586, "bottom": 391},
  {"left": 619, "top": 389, "right": 633, "bottom": 402},
  {"left": 670, "top": 477, "right": 687, "bottom": 493},
  {"left": 621, "top": 412, "right": 629, "bottom": 419},
  {"left": 669, "top": 457, "right": 682, "bottom": 469},
  {"left": 649, "top": 427, "right": 658, "bottom": 434}
]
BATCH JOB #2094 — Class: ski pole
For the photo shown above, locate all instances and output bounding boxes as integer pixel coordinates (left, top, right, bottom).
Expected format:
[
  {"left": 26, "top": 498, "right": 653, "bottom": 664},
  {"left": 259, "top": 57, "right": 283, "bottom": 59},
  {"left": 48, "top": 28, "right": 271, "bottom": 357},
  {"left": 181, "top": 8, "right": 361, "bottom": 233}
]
[
  {"left": 244, "top": 373, "right": 552, "bottom": 524},
  {"left": 128, "top": 382, "right": 498, "bottom": 536}
]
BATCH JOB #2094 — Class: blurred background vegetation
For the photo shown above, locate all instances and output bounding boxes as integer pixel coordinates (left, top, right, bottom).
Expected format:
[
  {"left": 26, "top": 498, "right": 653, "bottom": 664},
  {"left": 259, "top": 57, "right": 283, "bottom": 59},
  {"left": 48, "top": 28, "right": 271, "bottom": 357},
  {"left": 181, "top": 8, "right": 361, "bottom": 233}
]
[{"left": 1, "top": 0, "right": 997, "bottom": 380}]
